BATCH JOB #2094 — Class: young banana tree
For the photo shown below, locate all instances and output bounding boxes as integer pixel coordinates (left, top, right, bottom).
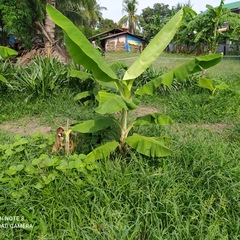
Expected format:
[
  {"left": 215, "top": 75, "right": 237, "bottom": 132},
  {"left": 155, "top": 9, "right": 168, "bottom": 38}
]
[
  {"left": 0, "top": 46, "right": 18, "bottom": 85},
  {"left": 46, "top": 4, "right": 222, "bottom": 160}
]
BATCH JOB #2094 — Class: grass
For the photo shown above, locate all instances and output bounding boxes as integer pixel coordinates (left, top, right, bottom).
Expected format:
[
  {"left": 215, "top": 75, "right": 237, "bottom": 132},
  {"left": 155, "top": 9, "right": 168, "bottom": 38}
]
[
  {"left": 0, "top": 53, "right": 239, "bottom": 239},
  {"left": 105, "top": 51, "right": 193, "bottom": 69}
]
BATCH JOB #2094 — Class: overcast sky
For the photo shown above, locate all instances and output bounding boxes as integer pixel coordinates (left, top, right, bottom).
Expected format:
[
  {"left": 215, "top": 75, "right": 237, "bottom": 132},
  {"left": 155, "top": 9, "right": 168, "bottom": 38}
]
[{"left": 98, "top": 0, "right": 237, "bottom": 22}]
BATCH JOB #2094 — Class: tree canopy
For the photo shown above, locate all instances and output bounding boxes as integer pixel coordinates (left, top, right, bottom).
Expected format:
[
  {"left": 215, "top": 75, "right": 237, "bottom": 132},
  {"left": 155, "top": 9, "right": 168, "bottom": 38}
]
[
  {"left": 0, "top": 0, "right": 239, "bottom": 54},
  {"left": 0, "top": 0, "right": 45, "bottom": 48},
  {"left": 139, "top": 0, "right": 240, "bottom": 54},
  {"left": 0, "top": 0, "right": 106, "bottom": 48},
  {"left": 118, "top": 0, "right": 140, "bottom": 34}
]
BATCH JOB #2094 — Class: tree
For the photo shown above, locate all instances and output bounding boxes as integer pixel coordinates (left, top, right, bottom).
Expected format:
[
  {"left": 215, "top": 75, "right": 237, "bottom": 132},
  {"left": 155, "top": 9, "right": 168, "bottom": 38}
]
[
  {"left": 140, "top": 3, "right": 172, "bottom": 41},
  {"left": 47, "top": 4, "right": 222, "bottom": 159},
  {"left": 119, "top": 0, "right": 140, "bottom": 34},
  {"left": 84, "top": 2, "right": 107, "bottom": 29},
  {"left": 97, "top": 19, "right": 116, "bottom": 31},
  {"left": 0, "top": 0, "right": 45, "bottom": 48},
  {"left": 0, "top": 0, "right": 106, "bottom": 49},
  {"left": 140, "top": 2, "right": 193, "bottom": 41},
  {"left": 186, "top": 0, "right": 240, "bottom": 54},
  {"left": 44, "top": 0, "right": 97, "bottom": 45},
  {"left": 140, "top": 1, "right": 194, "bottom": 43}
]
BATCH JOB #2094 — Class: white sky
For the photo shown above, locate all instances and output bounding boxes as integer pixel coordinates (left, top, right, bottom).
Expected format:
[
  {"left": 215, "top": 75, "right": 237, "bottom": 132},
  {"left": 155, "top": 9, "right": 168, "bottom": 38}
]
[{"left": 98, "top": 0, "right": 237, "bottom": 22}]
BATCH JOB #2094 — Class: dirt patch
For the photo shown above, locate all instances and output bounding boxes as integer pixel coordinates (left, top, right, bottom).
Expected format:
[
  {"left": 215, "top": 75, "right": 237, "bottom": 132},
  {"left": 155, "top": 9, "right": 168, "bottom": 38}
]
[
  {"left": 0, "top": 118, "right": 52, "bottom": 136},
  {"left": 171, "top": 122, "right": 231, "bottom": 137},
  {"left": 130, "top": 105, "right": 160, "bottom": 117},
  {"left": 0, "top": 110, "right": 230, "bottom": 137},
  {"left": 190, "top": 123, "right": 230, "bottom": 132}
]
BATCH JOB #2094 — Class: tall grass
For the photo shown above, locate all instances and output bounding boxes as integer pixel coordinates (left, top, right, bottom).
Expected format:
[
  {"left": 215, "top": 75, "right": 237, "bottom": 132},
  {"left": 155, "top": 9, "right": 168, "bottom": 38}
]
[
  {"left": 0, "top": 128, "right": 239, "bottom": 239},
  {"left": 0, "top": 53, "right": 239, "bottom": 239},
  {"left": 12, "top": 56, "right": 70, "bottom": 98}
]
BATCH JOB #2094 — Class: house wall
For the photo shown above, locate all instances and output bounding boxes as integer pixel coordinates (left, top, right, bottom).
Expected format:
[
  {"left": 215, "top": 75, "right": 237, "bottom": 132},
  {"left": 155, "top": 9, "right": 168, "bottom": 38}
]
[
  {"left": 105, "top": 35, "right": 126, "bottom": 52},
  {"left": 104, "top": 34, "right": 145, "bottom": 52}
]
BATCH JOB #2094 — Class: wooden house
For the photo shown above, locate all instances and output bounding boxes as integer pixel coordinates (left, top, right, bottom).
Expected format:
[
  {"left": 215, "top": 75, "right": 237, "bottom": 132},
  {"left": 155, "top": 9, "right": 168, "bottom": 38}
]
[{"left": 89, "top": 29, "right": 146, "bottom": 52}]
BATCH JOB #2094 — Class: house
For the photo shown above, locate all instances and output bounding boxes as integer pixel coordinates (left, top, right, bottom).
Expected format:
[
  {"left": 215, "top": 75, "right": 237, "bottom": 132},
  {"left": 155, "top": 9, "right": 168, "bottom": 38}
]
[
  {"left": 223, "top": 1, "right": 240, "bottom": 14},
  {"left": 89, "top": 28, "right": 146, "bottom": 52}
]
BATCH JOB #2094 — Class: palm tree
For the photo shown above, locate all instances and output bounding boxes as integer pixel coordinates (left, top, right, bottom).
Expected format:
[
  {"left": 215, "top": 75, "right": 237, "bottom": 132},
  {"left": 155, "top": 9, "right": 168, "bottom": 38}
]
[
  {"left": 43, "top": 0, "right": 97, "bottom": 42},
  {"left": 85, "top": 2, "right": 107, "bottom": 29},
  {"left": 38, "top": 0, "right": 97, "bottom": 59},
  {"left": 45, "top": 0, "right": 56, "bottom": 39},
  {"left": 119, "top": 0, "right": 140, "bottom": 34}
]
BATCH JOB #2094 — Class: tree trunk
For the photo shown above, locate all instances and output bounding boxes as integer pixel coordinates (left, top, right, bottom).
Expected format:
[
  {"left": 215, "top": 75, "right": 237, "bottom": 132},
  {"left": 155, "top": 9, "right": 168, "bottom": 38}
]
[
  {"left": 45, "top": 0, "right": 56, "bottom": 40},
  {"left": 37, "top": 0, "right": 68, "bottom": 62}
]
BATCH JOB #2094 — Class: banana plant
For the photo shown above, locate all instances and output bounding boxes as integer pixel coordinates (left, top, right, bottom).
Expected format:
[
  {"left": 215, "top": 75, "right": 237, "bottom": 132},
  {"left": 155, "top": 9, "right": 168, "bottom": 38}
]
[
  {"left": 198, "top": 78, "right": 229, "bottom": 95},
  {"left": 0, "top": 46, "right": 18, "bottom": 86},
  {"left": 47, "top": 4, "right": 222, "bottom": 160},
  {"left": 0, "top": 46, "right": 18, "bottom": 59}
]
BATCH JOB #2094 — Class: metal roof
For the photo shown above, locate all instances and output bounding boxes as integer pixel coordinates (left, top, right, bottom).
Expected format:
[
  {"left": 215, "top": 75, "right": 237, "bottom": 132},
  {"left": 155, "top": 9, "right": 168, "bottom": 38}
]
[
  {"left": 99, "top": 31, "right": 145, "bottom": 41},
  {"left": 88, "top": 29, "right": 124, "bottom": 41},
  {"left": 223, "top": 1, "right": 240, "bottom": 10}
]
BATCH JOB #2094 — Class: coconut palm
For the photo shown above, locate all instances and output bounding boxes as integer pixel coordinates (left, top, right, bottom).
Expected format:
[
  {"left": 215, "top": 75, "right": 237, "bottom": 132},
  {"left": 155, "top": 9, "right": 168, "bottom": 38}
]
[
  {"left": 85, "top": 2, "right": 107, "bottom": 29},
  {"left": 118, "top": 0, "right": 140, "bottom": 34},
  {"left": 44, "top": 0, "right": 97, "bottom": 41}
]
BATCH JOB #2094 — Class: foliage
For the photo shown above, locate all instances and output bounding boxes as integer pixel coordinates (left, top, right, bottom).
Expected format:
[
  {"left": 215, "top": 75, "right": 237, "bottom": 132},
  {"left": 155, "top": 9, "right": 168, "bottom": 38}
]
[
  {"left": 140, "top": 3, "right": 175, "bottom": 41},
  {"left": 140, "top": 1, "right": 240, "bottom": 55},
  {"left": 8, "top": 56, "right": 71, "bottom": 99},
  {"left": 0, "top": 47, "right": 18, "bottom": 91},
  {"left": 198, "top": 77, "right": 229, "bottom": 94},
  {"left": 0, "top": 127, "right": 239, "bottom": 239},
  {"left": 0, "top": 0, "right": 45, "bottom": 48},
  {"left": 46, "top": 4, "right": 222, "bottom": 160},
  {"left": 134, "top": 66, "right": 167, "bottom": 89},
  {"left": 140, "top": 2, "right": 193, "bottom": 42},
  {"left": 118, "top": 0, "right": 141, "bottom": 34},
  {"left": 96, "top": 18, "right": 117, "bottom": 33},
  {"left": 84, "top": 1, "right": 107, "bottom": 29},
  {"left": 0, "top": 50, "right": 239, "bottom": 239},
  {"left": 0, "top": 0, "right": 107, "bottom": 48},
  {"left": 135, "top": 65, "right": 199, "bottom": 95},
  {"left": 183, "top": 0, "right": 240, "bottom": 54},
  {"left": 54, "top": 0, "right": 101, "bottom": 38},
  {"left": 0, "top": 46, "right": 18, "bottom": 59},
  {"left": 0, "top": 132, "right": 97, "bottom": 177}
]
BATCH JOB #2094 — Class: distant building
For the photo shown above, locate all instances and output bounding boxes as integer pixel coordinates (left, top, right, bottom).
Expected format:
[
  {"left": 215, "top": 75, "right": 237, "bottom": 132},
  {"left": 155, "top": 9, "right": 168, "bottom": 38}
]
[
  {"left": 89, "top": 28, "right": 146, "bottom": 52},
  {"left": 224, "top": 1, "right": 240, "bottom": 14}
]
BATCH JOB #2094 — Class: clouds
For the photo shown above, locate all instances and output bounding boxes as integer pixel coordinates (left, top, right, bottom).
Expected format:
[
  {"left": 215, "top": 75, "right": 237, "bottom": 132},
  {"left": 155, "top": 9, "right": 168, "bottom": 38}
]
[{"left": 98, "top": 0, "right": 235, "bottom": 22}]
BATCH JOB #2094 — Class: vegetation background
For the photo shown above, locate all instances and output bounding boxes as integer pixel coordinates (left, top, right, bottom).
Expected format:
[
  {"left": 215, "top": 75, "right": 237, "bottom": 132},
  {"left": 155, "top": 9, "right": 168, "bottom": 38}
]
[
  {"left": 0, "top": 51, "right": 239, "bottom": 239},
  {"left": 0, "top": 0, "right": 239, "bottom": 239}
]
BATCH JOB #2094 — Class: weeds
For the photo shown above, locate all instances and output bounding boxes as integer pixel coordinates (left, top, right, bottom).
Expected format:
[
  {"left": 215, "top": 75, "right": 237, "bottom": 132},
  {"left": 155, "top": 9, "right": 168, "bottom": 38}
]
[
  {"left": 0, "top": 53, "right": 239, "bottom": 239},
  {"left": 1, "top": 130, "right": 239, "bottom": 239}
]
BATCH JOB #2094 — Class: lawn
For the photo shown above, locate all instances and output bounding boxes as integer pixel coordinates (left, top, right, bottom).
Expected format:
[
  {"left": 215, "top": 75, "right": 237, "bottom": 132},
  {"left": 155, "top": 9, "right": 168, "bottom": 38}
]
[{"left": 0, "top": 52, "right": 239, "bottom": 239}]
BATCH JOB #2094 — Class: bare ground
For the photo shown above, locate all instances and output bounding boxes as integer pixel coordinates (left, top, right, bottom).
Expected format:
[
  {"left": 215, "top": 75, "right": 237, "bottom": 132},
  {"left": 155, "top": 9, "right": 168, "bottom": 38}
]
[
  {"left": 0, "top": 106, "right": 230, "bottom": 136},
  {"left": 0, "top": 118, "right": 52, "bottom": 136}
]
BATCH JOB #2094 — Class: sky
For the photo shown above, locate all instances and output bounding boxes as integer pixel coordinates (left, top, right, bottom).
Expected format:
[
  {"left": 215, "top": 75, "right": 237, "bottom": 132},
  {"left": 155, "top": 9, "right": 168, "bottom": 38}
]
[{"left": 98, "top": 0, "right": 237, "bottom": 22}]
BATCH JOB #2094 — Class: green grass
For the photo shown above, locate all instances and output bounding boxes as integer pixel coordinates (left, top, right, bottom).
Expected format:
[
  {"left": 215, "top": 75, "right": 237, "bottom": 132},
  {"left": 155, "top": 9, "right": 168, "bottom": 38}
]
[
  {"left": 0, "top": 53, "right": 239, "bottom": 239},
  {"left": 0, "top": 128, "right": 239, "bottom": 239},
  {"left": 105, "top": 51, "right": 193, "bottom": 69}
]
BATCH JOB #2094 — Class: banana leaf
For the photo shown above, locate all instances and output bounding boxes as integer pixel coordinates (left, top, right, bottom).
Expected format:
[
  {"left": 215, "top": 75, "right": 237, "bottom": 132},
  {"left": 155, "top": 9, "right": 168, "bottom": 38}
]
[
  {"left": 126, "top": 133, "right": 171, "bottom": 157},
  {"left": 95, "top": 92, "right": 138, "bottom": 114},
  {"left": 46, "top": 4, "right": 118, "bottom": 83},
  {"left": 123, "top": 9, "right": 184, "bottom": 81},
  {"left": 72, "top": 116, "right": 115, "bottom": 133},
  {"left": 0, "top": 46, "right": 18, "bottom": 59},
  {"left": 133, "top": 113, "right": 174, "bottom": 126},
  {"left": 136, "top": 53, "right": 222, "bottom": 95},
  {"left": 85, "top": 141, "right": 119, "bottom": 162}
]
